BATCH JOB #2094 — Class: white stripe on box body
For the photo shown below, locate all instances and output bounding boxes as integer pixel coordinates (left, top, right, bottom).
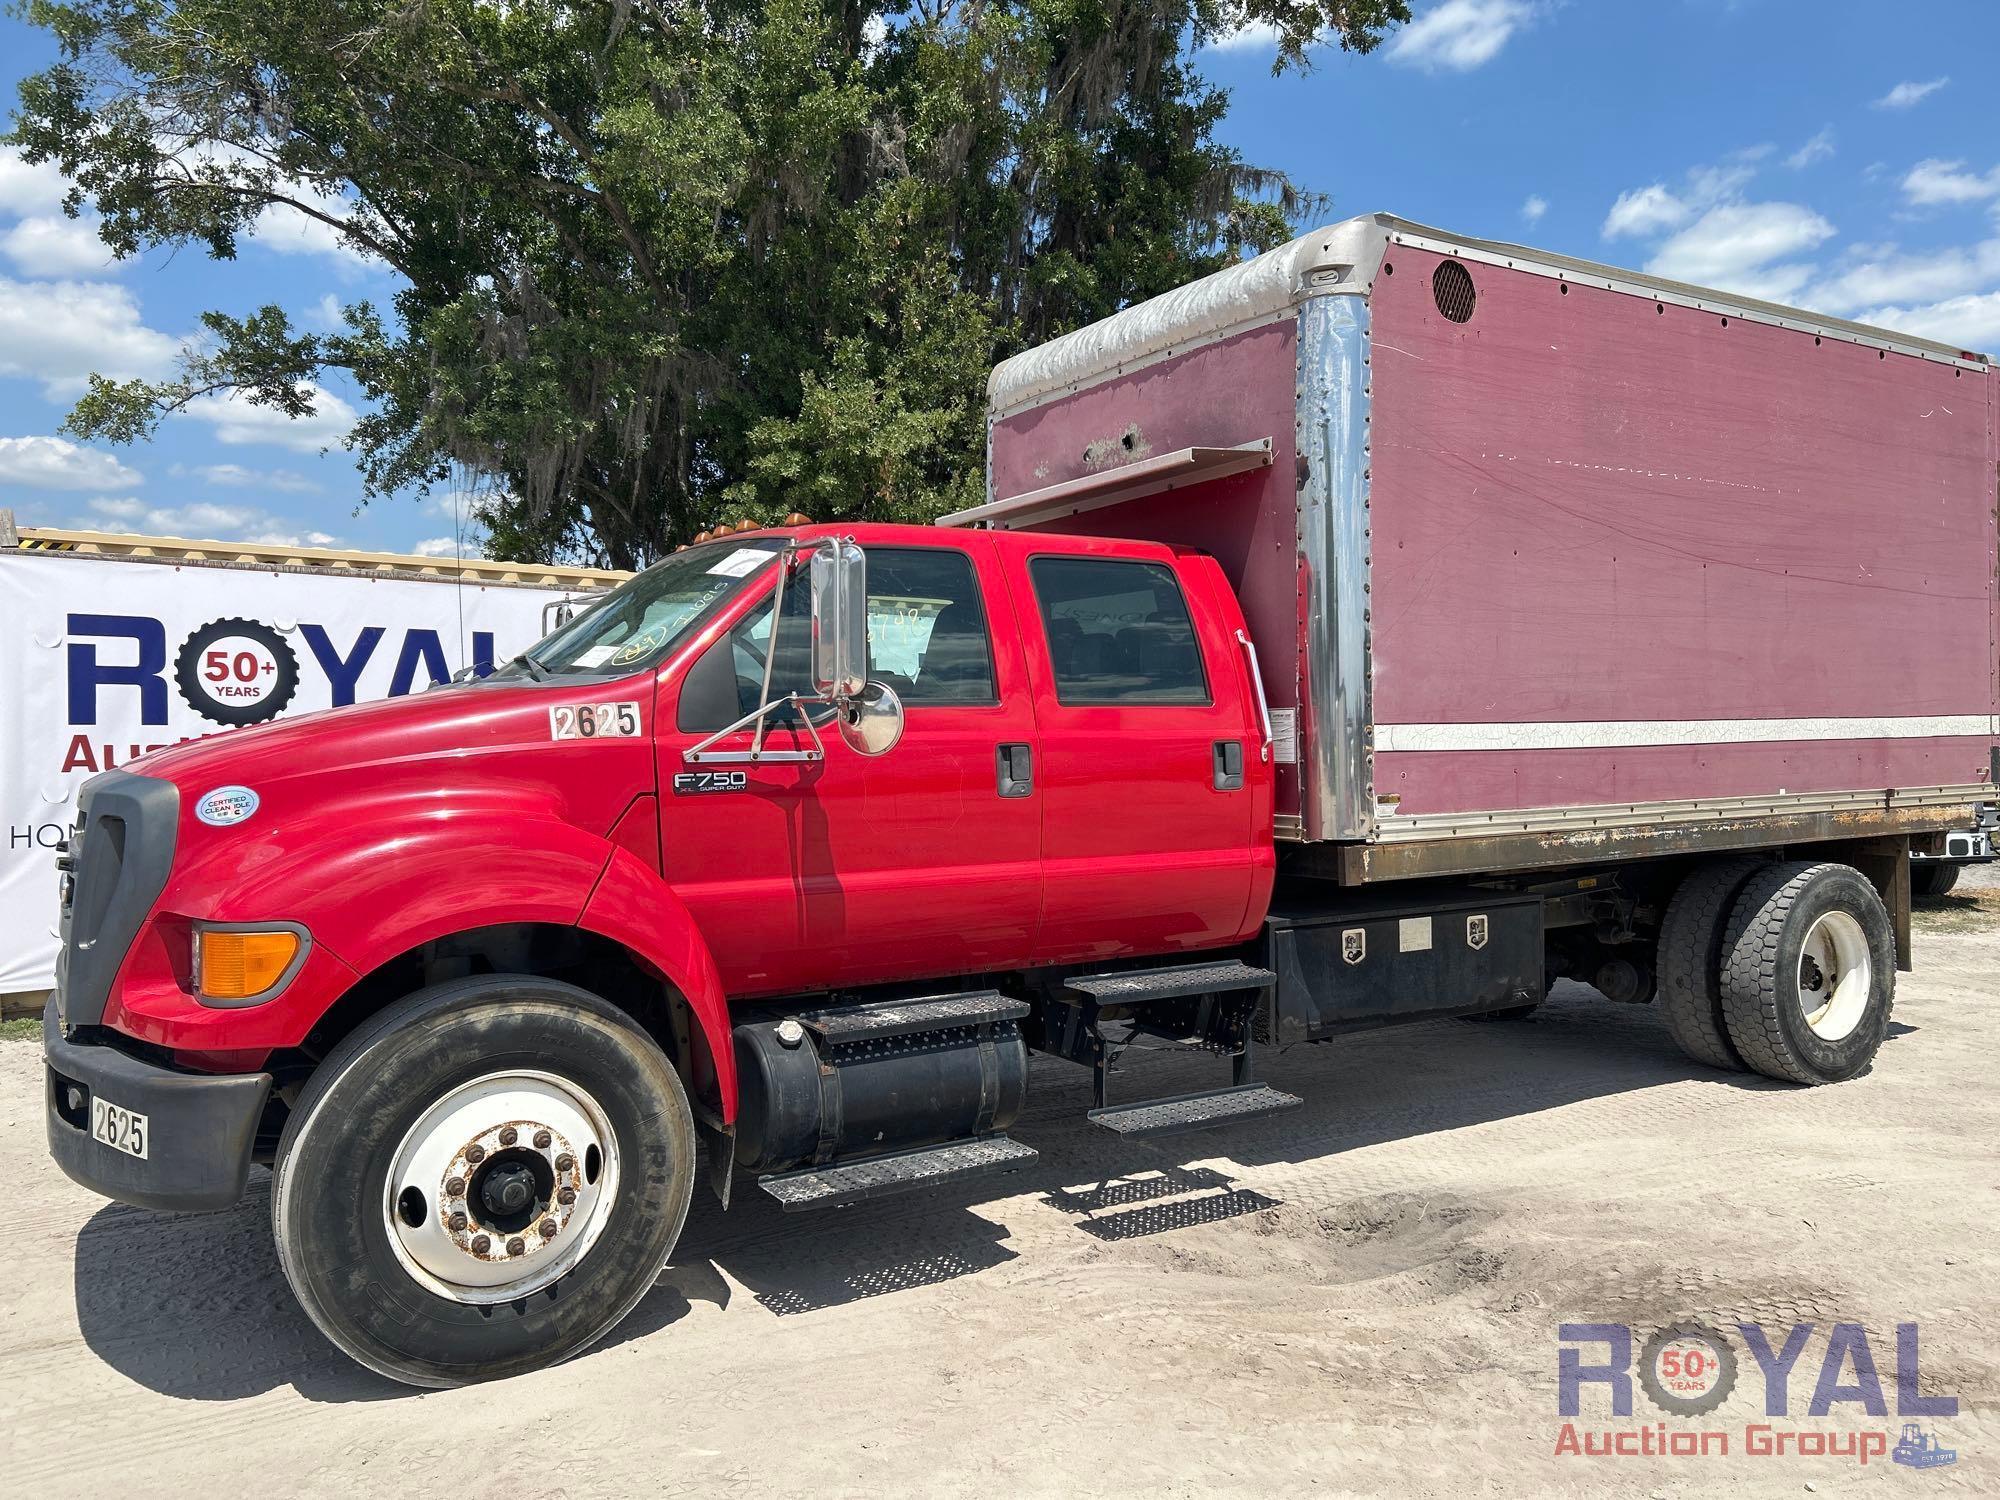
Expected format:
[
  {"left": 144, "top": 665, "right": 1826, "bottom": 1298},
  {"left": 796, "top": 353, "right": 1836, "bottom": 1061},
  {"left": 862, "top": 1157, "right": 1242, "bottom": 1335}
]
[{"left": 1375, "top": 714, "right": 1998, "bottom": 754}]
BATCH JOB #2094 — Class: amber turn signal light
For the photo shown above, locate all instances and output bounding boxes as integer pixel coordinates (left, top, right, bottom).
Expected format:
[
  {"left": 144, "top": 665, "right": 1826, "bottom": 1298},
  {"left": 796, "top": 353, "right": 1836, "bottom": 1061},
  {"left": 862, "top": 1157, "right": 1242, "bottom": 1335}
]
[{"left": 196, "top": 928, "right": 300, "bottom": 1000}]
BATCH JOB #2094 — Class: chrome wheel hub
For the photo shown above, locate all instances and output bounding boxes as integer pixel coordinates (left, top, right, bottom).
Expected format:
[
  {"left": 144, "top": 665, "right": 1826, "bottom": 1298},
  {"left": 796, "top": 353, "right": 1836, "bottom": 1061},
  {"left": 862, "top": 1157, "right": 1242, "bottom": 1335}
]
[{"left": 385, "top": 1071, "right": 618, "bottom": 1304}]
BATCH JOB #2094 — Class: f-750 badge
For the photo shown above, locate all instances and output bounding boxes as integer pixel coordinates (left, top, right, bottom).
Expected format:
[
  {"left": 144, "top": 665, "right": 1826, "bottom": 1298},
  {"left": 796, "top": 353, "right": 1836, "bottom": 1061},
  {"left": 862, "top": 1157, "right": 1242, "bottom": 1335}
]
[
  {"left": 550, "top": 702, "right": 640, "bottom": 739},
  {"left": 673, "top": 771, "right": 748, "bottom": 795}
]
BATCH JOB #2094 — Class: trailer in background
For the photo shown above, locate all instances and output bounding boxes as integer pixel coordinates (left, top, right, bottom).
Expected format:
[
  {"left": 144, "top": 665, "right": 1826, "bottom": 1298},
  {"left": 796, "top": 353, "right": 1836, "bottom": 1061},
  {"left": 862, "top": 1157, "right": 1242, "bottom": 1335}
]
[{"left": 0, "top": 512, "right": 624, "bottom": 1003}]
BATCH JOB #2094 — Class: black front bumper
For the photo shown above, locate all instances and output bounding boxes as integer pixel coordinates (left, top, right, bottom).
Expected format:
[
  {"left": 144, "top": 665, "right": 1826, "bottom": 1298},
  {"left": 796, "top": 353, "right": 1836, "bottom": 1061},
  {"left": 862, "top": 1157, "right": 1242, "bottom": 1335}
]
[{"left": 44, "top": 1001, "right": 272, "bottom": 1213}]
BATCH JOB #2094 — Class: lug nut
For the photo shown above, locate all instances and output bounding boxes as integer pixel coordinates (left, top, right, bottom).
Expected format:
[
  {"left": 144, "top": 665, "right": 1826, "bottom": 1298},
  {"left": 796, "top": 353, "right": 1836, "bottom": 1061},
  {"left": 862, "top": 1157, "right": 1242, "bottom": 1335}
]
[
  {"left": 465, "top": 1144, "right": 486, "bottom": 1164},
  {"left": 449, "top": 1210, "right": 468, "bottom": 1231},
  {"left": 555, "top": 1153, "right": 575, "bottom": 1173},
  {"left": 533, "top": 1129, "right": 552, "bottom": 1149},
  {"left": 506, "top": 1236, "right": 525, "bottom": 1256},
  {"left": 471, "top": 1234, "right": 491, "bottom": 1254},
  {"left": 558, "top": 1186, "right": 577, "bottom": 1206},
  {"left": 538, "top": 1217, "right": 558, "bottom": 1238},
  {"left": 499, "top": 1126, "right": 518, "bottom": 1147},
  {"left": 445, "top": 1176, "right": 465, "bottom": 1197}
]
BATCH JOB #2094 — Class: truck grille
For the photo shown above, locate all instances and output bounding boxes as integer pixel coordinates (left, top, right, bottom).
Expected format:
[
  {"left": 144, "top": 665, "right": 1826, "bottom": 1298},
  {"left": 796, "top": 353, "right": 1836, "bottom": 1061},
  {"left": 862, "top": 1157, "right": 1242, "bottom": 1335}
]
[{"left": 55, "top": 771, "right": 179, "bottom": 1030}]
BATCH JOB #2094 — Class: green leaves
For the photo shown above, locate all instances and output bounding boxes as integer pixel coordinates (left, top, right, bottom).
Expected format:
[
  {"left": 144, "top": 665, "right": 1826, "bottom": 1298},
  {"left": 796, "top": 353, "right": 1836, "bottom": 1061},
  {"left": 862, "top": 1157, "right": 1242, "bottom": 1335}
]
[{"left": 11, "top": 0, "right": 1408, "bottom": 564}]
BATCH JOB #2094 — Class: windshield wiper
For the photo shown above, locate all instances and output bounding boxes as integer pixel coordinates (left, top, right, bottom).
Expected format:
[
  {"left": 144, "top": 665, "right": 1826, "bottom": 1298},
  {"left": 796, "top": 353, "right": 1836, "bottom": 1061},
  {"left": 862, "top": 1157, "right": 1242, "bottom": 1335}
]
[{"left": 508, "top": 652, "right": 550, "bottom": 681}]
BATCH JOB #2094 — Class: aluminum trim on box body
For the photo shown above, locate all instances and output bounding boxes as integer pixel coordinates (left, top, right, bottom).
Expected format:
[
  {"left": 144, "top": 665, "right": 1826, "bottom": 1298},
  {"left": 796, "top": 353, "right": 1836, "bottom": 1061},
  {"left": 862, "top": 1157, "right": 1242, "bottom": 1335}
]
[
  {"left": 1376, "top": 714, "right": 1999, "bottom": 752},
  {"left": 1371, "top": 783, "right": 1993, "bottom": 843},
  {"left": 985, "top": 212, "right": 1986, "bottom": 423},
  {"left": 1297, "top": 292, "right": 1374, "bottom": 841}
]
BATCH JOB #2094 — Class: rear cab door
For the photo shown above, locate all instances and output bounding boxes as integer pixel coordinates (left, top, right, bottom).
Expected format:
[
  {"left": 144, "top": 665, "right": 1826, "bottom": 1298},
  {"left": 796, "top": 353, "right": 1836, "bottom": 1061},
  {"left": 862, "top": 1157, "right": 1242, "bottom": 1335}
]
[{"left": 995, "top": 535, "right": 1273, "bottom": 965}]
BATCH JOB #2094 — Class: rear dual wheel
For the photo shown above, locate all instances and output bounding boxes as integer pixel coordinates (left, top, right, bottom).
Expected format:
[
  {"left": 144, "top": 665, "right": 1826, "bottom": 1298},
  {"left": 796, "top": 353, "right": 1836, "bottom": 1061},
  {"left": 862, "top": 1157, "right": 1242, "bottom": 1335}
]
[
  {"left": 273, "top": 977, "right": 695, "bottom": 1388},
  {"left": 1717, "top": 862, "right": 1895, "bottom": 1085},
  {"left": 1658, "top": 859, "right": 1894, "bottom": 1085}
]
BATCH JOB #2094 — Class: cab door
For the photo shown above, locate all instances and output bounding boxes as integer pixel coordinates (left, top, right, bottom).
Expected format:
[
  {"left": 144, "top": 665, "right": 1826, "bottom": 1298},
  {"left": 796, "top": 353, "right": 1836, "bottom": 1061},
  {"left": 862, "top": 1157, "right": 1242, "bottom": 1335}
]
[
  {"left": 656, "top": 536, "right": 1043, "bottom": 996},
  {"left": 997, "top": 539, "right": 1267, "bottom": 965}
]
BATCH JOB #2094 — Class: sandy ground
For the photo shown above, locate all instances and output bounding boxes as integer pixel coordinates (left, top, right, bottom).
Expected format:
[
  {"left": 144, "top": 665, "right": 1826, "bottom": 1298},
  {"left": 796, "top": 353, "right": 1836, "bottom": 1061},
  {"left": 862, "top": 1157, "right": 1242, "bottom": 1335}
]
[{"left": 2, "top": 870, "right": 1996, "bottom": 1499}]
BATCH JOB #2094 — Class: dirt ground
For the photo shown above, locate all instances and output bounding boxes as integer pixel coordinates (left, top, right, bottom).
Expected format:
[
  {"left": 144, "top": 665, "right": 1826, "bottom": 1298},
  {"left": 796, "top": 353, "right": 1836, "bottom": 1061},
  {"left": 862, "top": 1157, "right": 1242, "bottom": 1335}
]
[{"left": 2, "top": 869, "right": 1996, "bottom": 1499}]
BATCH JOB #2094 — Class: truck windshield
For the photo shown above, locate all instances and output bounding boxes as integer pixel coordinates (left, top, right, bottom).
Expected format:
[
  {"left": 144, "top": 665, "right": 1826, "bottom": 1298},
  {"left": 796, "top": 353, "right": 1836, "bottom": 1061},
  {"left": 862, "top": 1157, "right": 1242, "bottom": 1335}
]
[{"left": 499, "top": 537, "right": 787, "bottom": 679}]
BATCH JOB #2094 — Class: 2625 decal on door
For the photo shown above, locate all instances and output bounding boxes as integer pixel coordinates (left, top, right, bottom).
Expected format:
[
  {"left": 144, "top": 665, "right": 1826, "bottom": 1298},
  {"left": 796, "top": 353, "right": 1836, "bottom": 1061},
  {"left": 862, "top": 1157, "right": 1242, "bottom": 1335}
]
[{"left": 550, "top": 702, "right": 641, "bottom": 739}]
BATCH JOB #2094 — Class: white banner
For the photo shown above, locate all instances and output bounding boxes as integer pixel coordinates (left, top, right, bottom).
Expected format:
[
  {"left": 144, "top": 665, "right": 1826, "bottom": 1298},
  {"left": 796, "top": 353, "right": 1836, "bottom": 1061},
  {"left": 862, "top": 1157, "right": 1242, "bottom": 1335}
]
[{"left": 0, "top": 552, "right": 592, "bottom": 995}]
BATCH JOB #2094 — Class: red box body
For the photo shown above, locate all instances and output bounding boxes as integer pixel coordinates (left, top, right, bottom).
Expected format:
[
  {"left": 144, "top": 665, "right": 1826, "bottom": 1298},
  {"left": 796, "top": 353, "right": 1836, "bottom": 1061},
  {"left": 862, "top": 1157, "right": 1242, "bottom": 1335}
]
[{"left": 980, "top": 215, "right": 1998, "bottom": 851}]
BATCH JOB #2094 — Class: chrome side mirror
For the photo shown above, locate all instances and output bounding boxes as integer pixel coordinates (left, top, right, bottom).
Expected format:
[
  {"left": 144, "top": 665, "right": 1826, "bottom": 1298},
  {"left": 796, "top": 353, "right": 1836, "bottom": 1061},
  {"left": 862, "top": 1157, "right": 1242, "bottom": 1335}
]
[
  {"left": 540, "top": 598, "right": 575, "bottom": 635},
  {"left": 835, "top": 681, "right": 904, "bottom": 757},
  {"left": 810, "top": 539, "right": 868, "bottom": 700}
]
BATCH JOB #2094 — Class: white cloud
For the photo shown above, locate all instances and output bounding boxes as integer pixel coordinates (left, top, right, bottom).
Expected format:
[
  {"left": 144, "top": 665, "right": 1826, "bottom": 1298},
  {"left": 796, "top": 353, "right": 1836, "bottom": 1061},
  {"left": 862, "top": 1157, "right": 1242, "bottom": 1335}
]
[
  {"left": 1603, "top": 184, "right": 1689, "bottom": 239},
  {"left": 1810, "top": 238, "right": 2000, "bottom": 318},
  {"left": 1853, "top": 292, "right": 2000, "bottom": 352},
  {"left": 1385, "top": 0, "right": 1535, "bottom": 73},
  {"left": 1901, "top": 159, "right": 2000, "bottom": 208},
  {"left": 0, "top": 276, "right": 179, "bottom": 398},
  {"left": 0, "top": 214, "right": 117, "bottom": 277},
  {"left": 0, "top": 435, "right": 143, "bottom": 492},
  {"left": 1874, "top": 77, "right": 1948, "bottom": 110},
  {"left": 1645, "top": 202, "right": 1837, "bottom": 303},
  {"left": 0, "top": 147, "right": 68, "bottom": 217},
  {"left": 1206, "top": 19, "right": 1283, "bottom": 52},
  {"left": 410, "top": 535, "right": 472, "bottom": 558},
  {"left": 1785, "top": 127, "right": 1835, "bottom": 171},
  {"left": 181, "top": 386, "right": 359, "bottom": 453},
  {"left": 172, "top": 461, "right": 323, "bottom": 493},
  {"left": 1521, "top": 194, "right": 1548, "bottom": 224},
  {"left": 74, "top": 494, "right": 341, "bottom": 547}
]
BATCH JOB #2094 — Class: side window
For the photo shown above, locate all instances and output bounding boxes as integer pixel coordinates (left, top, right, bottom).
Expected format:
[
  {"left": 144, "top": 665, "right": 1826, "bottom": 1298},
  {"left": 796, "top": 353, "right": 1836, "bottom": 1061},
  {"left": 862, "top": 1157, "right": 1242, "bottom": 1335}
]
[
  {"left": 675, "top": 573, "right": 815, "bottom": 733},
  {"left": 1029, "top": 556, "right": 1210, "bottom": 706},
  {"left": 866, "top": 548, "right": 996, "bottom": 706}
]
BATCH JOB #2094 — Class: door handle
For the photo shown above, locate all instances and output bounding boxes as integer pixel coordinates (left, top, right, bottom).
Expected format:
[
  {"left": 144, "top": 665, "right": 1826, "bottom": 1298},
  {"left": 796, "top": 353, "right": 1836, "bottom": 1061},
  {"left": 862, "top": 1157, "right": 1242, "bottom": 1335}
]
[
  {"left": 1235, "top": 630, "right": 1273, "bottom": 763},
  {"left": 1213, "top": 740, "right": 1245, "bottom": 791},
  {"left": 997, "top": 743, "right": 1032, "bottom": 798}
]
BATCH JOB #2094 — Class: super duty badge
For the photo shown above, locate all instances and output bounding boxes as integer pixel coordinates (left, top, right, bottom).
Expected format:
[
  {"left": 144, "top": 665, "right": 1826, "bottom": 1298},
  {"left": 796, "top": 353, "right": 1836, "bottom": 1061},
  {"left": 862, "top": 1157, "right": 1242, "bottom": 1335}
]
[{"left": 673, "top": 770, "right": 748, "bottom": 795}]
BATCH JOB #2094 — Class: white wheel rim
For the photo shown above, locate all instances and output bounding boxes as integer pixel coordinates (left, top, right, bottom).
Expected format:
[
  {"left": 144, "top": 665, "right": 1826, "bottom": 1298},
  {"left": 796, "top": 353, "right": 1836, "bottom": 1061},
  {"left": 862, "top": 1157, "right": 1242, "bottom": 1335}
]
[
  {"left": 384, "top": 1070, "right": 619, "bottom": 1305},
  {"left": 1798, "top": 910, "right": 1872, "bottom": 1042}
]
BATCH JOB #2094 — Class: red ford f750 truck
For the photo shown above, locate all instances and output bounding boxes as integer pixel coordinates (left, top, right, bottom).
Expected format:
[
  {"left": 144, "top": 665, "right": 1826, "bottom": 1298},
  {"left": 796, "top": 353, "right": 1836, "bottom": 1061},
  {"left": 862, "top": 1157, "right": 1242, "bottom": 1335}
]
[{"left": 44, "top": 215, "right": 1998, "bottom": 1387}]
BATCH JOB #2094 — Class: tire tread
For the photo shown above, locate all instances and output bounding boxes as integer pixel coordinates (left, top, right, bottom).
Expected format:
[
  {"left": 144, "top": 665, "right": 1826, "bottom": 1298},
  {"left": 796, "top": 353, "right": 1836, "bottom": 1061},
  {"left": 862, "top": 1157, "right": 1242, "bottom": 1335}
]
[{"left": 1655, "top": 858, "right": 1758, "bottom": 1070}]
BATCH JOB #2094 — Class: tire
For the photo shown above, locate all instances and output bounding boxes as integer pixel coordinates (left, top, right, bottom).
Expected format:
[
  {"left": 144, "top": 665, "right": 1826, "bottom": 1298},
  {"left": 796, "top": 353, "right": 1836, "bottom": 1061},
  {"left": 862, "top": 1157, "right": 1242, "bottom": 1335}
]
[
  {"left": 1655, "top": 859, "right": 1761, "bottom": 1070},
  {"left": 1911, "top": 862, "right": 1960, "bottom": 899},
  {"left": 273, "top": 976, "right": 696, "bottom": 1388},
  {"left": 1718, "top": 862, "right": 1895, "bottom": 1086}
]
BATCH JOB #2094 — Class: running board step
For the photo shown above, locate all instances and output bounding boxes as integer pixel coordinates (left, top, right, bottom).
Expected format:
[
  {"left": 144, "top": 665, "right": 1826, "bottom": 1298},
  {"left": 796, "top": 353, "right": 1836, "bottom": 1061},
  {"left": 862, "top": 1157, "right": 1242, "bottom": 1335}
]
[
  {"left": 1087, "top": 1083, "right": 1301, "bottom": 1139},
  {"left": 800, "top": 990, "right": 1028, "bottom": 1044},
  {"left": 1064, "top": 960, "right": 1276, "bottom": 1005},
  {"left": 756, "top": 1136, "right": 1039, "bottom": 1212}
]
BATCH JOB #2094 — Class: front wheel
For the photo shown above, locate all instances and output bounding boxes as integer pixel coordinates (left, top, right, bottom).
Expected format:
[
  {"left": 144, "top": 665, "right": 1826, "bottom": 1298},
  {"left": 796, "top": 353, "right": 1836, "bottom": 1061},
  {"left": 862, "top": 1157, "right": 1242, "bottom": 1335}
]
[{"left": 273, "top": 976, "right": 695, "bottom": 1387}]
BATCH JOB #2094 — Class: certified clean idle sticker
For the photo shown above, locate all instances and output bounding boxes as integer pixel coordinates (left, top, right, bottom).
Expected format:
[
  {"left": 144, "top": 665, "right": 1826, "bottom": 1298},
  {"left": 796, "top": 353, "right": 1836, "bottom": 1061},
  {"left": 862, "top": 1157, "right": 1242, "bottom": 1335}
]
[
  {"left": 550, "top": 702, "right": 641, "bottom": 740},
  {"left": 174, "top": 617, "right": 301, "bottom": 727},
  {"left": 194, "top": 785, "right": 261, "bottom": 827}
]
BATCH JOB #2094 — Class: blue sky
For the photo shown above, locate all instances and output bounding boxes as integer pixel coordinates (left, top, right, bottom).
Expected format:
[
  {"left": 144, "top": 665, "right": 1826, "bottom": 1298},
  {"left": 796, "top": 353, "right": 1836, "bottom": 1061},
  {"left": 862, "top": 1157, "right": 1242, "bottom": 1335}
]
[{"left": 2, "top": 0, "right": 1997, "bottom": 557}]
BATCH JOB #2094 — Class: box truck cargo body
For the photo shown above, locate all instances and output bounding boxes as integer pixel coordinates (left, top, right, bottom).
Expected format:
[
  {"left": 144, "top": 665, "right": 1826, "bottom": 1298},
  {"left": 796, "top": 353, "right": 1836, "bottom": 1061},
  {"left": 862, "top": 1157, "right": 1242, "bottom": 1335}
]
[{"left": 963, "top": 213, "right": 1998, "bottom": 880}]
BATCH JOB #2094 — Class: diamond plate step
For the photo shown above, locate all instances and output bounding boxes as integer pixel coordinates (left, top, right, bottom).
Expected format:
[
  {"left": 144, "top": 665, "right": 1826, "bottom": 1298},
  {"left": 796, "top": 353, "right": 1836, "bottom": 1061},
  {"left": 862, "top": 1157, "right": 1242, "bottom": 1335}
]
[
  {"left": 1064, "top": 960, "right": 1275, "bottom": 1005},
  {"left": 756, "top": 1136, "right": 1039, "bottom": 1212},
  {"left": 1087, "top": 1083, "right": 1301, "bottom": 1139},
  {"left": 800, "top": 991, "right": 1029, "bottom": 1044}
]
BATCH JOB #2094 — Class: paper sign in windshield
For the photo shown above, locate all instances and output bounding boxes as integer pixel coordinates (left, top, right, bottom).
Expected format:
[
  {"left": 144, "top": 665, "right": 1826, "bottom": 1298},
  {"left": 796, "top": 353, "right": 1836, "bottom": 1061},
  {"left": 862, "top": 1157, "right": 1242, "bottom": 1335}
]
[{"left": 706, "top": 548, "right": 771, "bottom": 578}]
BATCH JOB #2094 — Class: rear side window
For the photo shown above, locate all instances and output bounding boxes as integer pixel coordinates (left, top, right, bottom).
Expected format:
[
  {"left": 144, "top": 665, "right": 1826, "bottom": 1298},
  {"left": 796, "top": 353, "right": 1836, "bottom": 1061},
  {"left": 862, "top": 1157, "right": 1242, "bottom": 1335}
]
[
  {"left": 1029, "top": 556, "right": 1210, "bottom": 706},
  {"left": 866, "top": 548, "right": 997, "bottom": 705}
]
